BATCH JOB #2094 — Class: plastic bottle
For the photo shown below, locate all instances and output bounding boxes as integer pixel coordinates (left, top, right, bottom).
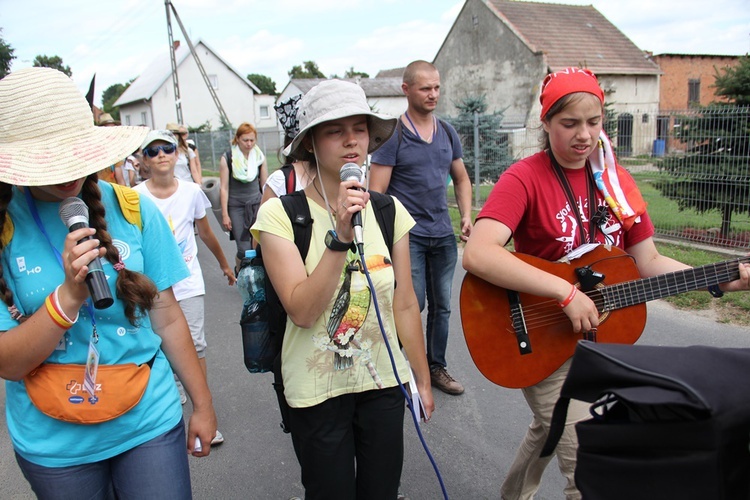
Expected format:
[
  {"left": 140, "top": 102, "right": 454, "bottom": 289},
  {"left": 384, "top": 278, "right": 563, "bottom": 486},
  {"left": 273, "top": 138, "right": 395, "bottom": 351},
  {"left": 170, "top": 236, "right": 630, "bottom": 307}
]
[{"left": 237, "top": 249, "right": 273, "bottom": 373}]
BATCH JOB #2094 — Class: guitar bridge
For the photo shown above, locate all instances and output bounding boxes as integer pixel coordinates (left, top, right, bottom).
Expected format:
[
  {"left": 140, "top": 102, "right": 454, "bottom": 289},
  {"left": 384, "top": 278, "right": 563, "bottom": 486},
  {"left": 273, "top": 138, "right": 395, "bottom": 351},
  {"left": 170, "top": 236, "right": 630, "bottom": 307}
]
[{"left": 507, "top": 290, "right": 532, "bottom": 355}]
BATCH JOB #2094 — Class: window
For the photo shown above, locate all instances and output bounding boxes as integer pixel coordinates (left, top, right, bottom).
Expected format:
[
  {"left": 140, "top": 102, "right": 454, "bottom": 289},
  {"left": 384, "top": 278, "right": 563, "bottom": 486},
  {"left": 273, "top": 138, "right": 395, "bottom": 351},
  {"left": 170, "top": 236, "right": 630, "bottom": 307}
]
[
  {"left": 208, "top": 74, "right": 218, "bottom": 89},
  {"left": 124, "top": 115, "right": 131, "bottom": 126},
  {"left": 688, "top": 79, "right": 700, "bottom": 107},
  {"left": 140, "top": 112, "right": 147, "bottom": 125},
  {"left": 259, "top": 105, "right": 270, "bottom": 119}
]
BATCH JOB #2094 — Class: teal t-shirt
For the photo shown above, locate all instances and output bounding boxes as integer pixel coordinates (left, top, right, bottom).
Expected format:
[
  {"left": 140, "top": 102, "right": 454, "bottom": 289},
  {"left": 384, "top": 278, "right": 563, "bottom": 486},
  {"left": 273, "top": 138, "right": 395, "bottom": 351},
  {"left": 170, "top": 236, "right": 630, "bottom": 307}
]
[{"left": 0, "top": 182, "right": 190, "bottom": 467}]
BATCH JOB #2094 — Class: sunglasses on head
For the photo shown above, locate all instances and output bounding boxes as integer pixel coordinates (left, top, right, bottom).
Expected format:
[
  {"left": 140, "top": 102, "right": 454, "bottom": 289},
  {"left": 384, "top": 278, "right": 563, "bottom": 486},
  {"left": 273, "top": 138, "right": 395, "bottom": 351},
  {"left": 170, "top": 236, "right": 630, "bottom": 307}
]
[{"left": 143, "top": 144, "right": 177, "bottom": 158}]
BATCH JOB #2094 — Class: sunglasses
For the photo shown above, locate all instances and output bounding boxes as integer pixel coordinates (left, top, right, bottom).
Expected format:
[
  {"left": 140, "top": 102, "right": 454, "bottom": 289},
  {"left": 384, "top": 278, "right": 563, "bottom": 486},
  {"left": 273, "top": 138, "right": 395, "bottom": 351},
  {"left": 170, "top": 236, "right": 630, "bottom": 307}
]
[{"left": 143, "top": 144, "right": 177, "bottom": 158}]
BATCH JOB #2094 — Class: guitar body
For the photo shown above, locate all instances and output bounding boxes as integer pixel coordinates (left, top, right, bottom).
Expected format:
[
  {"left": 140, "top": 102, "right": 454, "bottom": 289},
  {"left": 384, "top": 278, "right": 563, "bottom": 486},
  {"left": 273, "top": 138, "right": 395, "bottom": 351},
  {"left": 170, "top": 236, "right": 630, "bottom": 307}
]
[{"left": 460, "top": 245, "right": 646, "bottom": 388}]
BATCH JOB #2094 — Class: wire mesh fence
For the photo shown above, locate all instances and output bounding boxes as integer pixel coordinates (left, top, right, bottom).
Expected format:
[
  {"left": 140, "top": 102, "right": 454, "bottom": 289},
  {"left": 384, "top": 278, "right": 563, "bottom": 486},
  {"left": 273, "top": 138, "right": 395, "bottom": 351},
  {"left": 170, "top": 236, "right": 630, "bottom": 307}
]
[
  {"left": 445, "top": 106, "right": 750, "bottom": 250},
  {"left": 191, "top": 129, "right": 284, "bottom": 172}
]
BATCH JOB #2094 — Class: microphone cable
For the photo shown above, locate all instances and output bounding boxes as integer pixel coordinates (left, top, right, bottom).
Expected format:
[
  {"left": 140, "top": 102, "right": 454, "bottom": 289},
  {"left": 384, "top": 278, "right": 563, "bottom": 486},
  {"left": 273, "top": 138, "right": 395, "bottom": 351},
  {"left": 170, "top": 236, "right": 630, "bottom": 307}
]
[{"left": 357, "top": 243, "right": 449, "bottom": 500}]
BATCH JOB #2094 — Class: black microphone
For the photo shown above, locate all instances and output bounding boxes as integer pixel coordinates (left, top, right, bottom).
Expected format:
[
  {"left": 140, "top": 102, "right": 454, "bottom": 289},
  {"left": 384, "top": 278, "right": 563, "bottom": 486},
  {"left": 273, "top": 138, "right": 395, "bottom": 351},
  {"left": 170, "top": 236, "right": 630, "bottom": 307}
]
[
  {"left": 58, "top": 198, "right": 114, "bottom": 309},
  {"left": 339, "top": 163, "right": 365, "bottom": 248}
]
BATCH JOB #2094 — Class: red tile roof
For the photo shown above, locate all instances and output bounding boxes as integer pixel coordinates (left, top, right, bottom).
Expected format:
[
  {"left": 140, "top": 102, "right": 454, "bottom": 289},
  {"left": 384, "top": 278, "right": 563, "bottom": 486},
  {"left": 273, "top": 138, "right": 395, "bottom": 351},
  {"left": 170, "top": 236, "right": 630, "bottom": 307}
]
[{"left": 487, "top": 0, "right": 660, "bottom": 75}]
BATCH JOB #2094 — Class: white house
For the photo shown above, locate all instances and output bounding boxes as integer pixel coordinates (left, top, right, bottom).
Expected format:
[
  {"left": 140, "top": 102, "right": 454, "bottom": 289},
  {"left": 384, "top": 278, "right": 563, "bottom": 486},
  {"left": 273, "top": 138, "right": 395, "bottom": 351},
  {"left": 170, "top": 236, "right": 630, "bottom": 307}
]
[
  {"left": 277, "top": 77, "right": 407, "bottom": 118},
  {"left": 115, "top": 39, "right": 264, "bottom": 132}
]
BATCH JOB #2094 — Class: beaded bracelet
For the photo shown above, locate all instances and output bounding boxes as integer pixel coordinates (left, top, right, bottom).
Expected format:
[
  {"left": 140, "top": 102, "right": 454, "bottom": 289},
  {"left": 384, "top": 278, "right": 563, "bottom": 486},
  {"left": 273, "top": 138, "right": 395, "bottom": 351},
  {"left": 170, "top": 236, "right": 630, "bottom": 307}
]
[{"left": 558, "top": 285, "right": 578, "bottom": 308}]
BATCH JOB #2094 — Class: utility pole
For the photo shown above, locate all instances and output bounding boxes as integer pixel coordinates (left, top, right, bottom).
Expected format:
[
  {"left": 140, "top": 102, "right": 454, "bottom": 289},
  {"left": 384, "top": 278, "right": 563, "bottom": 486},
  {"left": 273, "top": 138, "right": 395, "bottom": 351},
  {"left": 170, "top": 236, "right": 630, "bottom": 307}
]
[
  {"left": 164, "top": 0, "right": 183, "bottom": 124},
  {"left": 164, "top": 0, "right": 231, "bottom": 127}
]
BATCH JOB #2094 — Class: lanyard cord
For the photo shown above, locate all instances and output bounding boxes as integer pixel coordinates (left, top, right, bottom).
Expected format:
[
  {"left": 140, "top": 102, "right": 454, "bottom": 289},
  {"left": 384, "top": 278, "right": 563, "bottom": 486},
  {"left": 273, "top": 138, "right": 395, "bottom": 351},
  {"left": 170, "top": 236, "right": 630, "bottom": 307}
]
[
  {"left": 404, "top": 111, "right": 437, "bottom": 142},
  {"left": 23, "top": 188, "right": 98, "bottom": 332},
  {"left": 547, "top": 150, "right": 598, "bottom": 245}
]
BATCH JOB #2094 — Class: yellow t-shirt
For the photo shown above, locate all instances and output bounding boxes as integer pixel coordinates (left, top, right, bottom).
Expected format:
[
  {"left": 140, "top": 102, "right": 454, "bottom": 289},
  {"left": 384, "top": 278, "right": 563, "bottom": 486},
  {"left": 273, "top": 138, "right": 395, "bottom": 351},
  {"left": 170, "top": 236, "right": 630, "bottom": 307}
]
[{"left": 252, "top": 195, "right": 415, "bottom": 408}]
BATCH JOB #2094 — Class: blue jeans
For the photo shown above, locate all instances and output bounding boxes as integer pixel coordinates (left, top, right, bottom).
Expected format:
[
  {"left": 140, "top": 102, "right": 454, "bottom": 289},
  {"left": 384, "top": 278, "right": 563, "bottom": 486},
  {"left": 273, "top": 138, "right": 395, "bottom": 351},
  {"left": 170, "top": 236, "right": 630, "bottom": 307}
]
[
  {"left": 15, "top": 422, "right": 192, "bottom": 500},
  {"left": 409, "top": 233, "right": 458, "bottom": 369}
]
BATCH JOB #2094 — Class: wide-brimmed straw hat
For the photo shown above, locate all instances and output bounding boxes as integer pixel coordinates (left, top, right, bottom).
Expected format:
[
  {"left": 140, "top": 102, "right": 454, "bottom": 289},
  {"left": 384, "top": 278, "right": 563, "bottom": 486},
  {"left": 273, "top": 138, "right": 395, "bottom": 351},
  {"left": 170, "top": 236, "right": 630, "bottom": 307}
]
[
  {"left": 283, "top": 79, "right": 396, "bottom": 159},
  {"left": 0, "top": 68, "right": 148, "bottom": 186}
]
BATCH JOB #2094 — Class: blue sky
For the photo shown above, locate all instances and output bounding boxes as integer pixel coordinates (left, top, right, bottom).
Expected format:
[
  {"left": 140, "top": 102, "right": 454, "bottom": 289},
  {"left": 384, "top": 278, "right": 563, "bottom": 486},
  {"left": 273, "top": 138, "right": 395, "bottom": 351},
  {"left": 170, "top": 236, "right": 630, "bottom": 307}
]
[{"left": 2, "top": 0, "right": 748, "bottom": 106}]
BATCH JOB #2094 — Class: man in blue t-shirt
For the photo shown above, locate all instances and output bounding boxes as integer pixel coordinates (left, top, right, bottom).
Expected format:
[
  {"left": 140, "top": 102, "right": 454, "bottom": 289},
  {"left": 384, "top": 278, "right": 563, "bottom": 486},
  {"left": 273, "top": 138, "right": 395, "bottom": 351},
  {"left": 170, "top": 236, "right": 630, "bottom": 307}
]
[{"left": 371, "top": 60, "right": 473, "bottom": 395}]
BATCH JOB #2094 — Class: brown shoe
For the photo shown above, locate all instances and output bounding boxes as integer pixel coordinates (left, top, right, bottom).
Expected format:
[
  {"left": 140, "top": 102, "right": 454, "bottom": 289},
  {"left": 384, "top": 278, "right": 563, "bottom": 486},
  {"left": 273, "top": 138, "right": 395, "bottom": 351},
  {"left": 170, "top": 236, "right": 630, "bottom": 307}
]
[{"left": 430, "top": 366, "right": 464, "bottom": 395}]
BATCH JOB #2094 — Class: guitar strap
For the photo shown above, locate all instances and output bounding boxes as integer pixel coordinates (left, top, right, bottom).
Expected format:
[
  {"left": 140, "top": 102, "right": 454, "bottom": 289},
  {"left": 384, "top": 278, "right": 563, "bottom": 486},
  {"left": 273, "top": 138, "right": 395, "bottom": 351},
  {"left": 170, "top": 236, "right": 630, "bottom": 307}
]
[{"left": 548, "top": 150, "right": 597, "bottom": 245}]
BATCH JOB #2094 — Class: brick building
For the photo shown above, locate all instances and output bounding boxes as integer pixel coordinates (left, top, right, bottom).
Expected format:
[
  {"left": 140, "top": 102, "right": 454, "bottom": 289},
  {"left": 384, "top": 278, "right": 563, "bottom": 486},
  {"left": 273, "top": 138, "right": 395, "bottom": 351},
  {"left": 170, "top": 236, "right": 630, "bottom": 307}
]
[{"left": 651, "top": 53, "right": 740, "bottom": 110}]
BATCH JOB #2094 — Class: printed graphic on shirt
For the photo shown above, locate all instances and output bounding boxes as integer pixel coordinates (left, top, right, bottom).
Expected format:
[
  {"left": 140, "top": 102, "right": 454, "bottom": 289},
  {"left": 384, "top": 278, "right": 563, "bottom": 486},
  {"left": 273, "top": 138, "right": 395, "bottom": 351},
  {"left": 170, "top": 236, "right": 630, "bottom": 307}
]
[
  {"left": 553, "top": 195, "right": 622, "bottom": 254},
  {"left": 312, "top": 253, "right": 393, "bottom": 388}
]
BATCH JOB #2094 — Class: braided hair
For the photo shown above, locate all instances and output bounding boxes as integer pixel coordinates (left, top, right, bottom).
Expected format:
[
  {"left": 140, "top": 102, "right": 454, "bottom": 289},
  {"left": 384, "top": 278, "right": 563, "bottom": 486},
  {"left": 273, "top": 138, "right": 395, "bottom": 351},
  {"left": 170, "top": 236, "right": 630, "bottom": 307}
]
[{"left": 0, "top": 174, "right": 158, "bottom": 325}]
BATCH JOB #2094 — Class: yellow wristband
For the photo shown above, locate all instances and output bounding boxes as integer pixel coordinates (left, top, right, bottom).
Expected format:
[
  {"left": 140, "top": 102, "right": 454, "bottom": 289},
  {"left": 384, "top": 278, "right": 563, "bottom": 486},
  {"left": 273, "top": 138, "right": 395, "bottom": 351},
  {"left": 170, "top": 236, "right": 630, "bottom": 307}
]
[{"left": 45, "top": 295, "right": 74, "bottom": 330}]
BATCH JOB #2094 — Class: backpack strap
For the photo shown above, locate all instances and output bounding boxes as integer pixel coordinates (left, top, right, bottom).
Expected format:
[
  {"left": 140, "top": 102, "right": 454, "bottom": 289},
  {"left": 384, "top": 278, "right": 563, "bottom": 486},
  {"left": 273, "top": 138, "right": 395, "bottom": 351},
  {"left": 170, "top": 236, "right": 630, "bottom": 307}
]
[
  {"left": 280, "top": 164, "right": 296, "bottom": 196},
  {"left": 369, "top": 191, "right": 396, "bottom": 256},
  {"left": 1, "top": 218, "right": 14, "bottom": 247},
  {"left": 279, "top": 190, "right": 314, "bottom": 260},
  {"left": 110, "top": 182, "right": 142, "bottom": 231}
]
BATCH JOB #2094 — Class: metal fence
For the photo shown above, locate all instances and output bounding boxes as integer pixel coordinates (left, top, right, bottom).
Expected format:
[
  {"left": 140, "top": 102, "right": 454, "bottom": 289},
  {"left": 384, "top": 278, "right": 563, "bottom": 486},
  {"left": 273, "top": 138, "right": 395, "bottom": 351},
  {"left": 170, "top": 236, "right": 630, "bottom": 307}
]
[
  {"left": 191, "top": 129, "right": 284, "bottom": 172},
  {"left": 445, "top": 106, "right": 750, "bottom": 250}
]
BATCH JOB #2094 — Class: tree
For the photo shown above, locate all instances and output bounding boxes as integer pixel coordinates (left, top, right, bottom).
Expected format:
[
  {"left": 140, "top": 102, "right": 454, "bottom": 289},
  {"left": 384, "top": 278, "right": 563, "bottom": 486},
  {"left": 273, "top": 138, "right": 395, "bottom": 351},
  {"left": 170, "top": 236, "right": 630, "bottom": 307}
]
[
  {"left": 288, "top": 61, "right": 325, "bottom": 79},
  {"left": 32, "top": 54, "right": 72, "bottom": 76},
  {"left": 0, "top": 28, "right": 15, "bottom": 79},
  {"left": 344, "top": 67, "right": 369, "bottom": 79},
  {"left": 655, "top": 59, "right": 750, "bottom": 240},
  {"left": 712, "top": 54, "right": 750, "bottom": 105},
  {"left": 445, "top": 95, "right": 511, "bottom": 184},
  {"left": 656, "top": 107, "right": 750, "bottom": 239},
  {"left": 101, "top": 81, "right": 132, "bottom": 122},
  {"left": 247, "top": 73, "right": 277, "bottom": 95}
]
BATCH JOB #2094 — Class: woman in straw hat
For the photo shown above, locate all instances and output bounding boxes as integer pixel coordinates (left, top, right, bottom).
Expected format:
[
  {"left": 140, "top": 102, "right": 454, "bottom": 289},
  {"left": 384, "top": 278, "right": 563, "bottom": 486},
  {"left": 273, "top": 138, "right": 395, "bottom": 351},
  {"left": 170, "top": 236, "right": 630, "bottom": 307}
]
[
  {"left": 0, "top": 68, "right": 217, "bottom": 498},
  {"left": 462, "top": 67, "right": 750, "bottom": 499},
  {"left": 251, "top": 79, "right": 434, "bottom": 499}
]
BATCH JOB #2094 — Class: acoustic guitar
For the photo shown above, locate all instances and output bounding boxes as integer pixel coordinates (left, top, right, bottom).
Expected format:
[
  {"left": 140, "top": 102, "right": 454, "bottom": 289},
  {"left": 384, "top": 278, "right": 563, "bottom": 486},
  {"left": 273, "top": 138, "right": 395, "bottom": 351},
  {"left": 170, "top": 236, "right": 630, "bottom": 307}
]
[{"left": 460, "top": 244, "right": 748, "bottom": 389}]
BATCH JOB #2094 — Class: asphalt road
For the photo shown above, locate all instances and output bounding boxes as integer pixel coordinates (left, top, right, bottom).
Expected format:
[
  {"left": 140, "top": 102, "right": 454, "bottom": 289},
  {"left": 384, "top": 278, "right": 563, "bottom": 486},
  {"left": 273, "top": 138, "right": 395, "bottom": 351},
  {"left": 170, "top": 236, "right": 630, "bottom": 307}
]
[{"left": 1, "top": 212, "right": 748, "bottom": 499}]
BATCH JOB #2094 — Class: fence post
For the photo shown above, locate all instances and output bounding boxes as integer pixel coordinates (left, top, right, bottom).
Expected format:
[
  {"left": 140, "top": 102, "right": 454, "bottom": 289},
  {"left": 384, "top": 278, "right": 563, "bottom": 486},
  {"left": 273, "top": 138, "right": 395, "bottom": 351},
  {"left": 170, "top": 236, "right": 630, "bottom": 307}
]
[{"left": 473, "top": 110, "right": 480, "bottom": 208}]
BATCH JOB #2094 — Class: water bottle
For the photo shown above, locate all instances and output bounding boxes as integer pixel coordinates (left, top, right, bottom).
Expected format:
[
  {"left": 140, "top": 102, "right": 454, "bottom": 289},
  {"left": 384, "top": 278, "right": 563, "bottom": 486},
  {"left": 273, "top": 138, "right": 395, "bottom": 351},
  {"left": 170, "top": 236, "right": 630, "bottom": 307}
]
[{"left": 238, "top": 249, "right": 273, "bottom": 373}]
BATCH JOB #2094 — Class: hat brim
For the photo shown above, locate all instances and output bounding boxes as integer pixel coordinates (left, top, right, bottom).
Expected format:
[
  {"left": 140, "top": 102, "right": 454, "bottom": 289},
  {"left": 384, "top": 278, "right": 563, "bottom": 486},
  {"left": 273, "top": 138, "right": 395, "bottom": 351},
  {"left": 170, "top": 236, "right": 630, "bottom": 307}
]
[
  {"left": 284, "top": 110, "right": 396, "bottom": 159},
  {"left": 0, "top": 125, "right": 148, "bottom": 186}
]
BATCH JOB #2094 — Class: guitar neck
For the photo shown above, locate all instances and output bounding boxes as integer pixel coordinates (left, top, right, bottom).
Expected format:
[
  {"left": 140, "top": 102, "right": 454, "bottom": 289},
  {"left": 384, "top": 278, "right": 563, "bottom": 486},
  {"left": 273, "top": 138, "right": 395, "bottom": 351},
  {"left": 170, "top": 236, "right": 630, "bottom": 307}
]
[{"left": 599, "top": 257, "right": 749, "bottom": 311}]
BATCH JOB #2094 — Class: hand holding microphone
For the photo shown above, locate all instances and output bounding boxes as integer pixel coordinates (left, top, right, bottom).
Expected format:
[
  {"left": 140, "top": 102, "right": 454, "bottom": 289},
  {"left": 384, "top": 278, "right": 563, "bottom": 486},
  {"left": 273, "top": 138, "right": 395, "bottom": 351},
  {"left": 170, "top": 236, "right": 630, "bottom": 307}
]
[
  {"left": 59, "top": 198, "right": 114, "bottom": 309},
  {"left": 339, "top": 163, "right": 367, "bottom": 250}
]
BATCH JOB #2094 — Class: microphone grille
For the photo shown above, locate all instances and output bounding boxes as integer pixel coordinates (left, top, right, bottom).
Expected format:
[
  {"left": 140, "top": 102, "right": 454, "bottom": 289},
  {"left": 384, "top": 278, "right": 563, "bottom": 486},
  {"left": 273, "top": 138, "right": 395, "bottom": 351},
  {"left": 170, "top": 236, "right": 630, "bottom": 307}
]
[
  {"left": 339, "top": 163, "right": 363, "bottom": 183},
  {"left": 58, "top": 197, "right": 89, "bottom": 227}
]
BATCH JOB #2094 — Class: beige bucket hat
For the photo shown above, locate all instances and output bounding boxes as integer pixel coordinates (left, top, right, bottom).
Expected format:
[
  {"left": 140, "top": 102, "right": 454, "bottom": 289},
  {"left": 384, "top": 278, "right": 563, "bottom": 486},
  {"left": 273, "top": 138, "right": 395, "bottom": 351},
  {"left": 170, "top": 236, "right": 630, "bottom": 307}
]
[
  {"left": 283, "top": 79, "right": 396, "bottom": 159},
  {"left": 0, "top": 67, "right": 148, "bottom": 186}
]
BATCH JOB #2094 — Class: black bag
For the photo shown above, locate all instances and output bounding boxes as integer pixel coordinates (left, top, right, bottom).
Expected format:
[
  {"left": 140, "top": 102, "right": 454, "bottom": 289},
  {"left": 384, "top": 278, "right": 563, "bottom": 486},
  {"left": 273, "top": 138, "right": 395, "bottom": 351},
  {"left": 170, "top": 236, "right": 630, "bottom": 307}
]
[
  {"left": 542, "top": 340, "right": 750, "bottom": 500},
  {"left": 258, "top": 190, "right": 396, "bottom": 433}
]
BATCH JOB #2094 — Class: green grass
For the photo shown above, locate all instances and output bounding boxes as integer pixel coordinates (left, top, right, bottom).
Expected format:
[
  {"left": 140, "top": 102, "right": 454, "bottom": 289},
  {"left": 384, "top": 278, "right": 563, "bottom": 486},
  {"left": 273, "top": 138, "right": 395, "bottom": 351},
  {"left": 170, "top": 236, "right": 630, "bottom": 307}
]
[{"left": 202, "top": 154, "right": 282, "bottom": 179}]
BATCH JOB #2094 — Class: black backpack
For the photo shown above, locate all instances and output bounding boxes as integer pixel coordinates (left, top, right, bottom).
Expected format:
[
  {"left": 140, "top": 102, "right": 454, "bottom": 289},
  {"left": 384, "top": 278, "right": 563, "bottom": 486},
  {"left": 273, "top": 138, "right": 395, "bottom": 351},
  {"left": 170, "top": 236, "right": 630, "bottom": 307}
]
[
  {"left": 256, "top": 189, "right": 396, "bottom": 433},
  {"left": 542, "top": 341, "right": 750, "bottom": 499}
]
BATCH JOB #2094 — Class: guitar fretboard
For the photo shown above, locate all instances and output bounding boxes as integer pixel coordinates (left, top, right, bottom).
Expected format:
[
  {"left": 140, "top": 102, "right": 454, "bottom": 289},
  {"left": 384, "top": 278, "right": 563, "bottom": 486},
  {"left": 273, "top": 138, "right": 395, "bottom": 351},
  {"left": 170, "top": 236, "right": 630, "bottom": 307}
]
[{"left": 599, "top": 257, "right": 749, "bottom": 311}]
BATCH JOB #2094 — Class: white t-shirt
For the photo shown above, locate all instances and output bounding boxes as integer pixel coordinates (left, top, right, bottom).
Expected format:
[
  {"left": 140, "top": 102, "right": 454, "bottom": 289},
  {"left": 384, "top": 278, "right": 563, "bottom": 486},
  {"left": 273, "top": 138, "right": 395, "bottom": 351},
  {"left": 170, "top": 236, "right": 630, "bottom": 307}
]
[
  {"left": 174, "top": 148, "right": 197, "bottom": 182},
  {"left": 134, "top": 179, "right": 211, "bottom": 300}
]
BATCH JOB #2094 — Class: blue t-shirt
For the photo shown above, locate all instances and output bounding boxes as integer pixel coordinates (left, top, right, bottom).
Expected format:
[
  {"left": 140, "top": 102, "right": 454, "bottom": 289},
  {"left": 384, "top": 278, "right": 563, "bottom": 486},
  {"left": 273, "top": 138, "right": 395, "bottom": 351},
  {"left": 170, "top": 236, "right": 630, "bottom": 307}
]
[
  {"left": 371, "top": 119, "right": 463, "bottom": 238},
  {"left": 0, "top": 182, "right": 190, "bottom": 467}
]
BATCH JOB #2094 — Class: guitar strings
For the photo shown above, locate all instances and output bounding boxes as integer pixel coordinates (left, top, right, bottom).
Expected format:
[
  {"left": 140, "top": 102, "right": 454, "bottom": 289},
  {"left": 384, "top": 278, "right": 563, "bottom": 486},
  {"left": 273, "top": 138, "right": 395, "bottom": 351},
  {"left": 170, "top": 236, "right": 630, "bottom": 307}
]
[{"left": 513, "top": 257, "right": 747, "bottom": 333}]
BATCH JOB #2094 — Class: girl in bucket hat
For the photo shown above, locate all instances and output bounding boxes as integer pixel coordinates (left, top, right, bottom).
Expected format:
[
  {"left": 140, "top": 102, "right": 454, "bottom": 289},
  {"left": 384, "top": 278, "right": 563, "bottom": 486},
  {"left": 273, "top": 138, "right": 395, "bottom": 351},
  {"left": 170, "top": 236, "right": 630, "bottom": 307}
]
[
  {"left": 0, "top": 68, "right": 217, "bottom": 497},
  {"left": 251, "top": 79, "right": 434, "bottom": 499},
  {"left": 463, "top": 67, "right": 750, "bottom": 499}
]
